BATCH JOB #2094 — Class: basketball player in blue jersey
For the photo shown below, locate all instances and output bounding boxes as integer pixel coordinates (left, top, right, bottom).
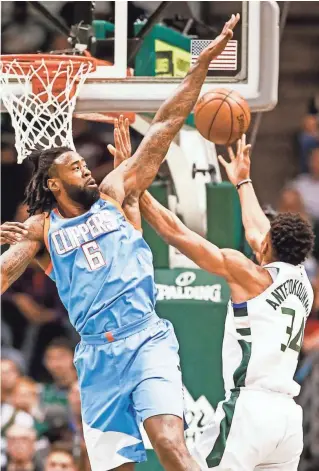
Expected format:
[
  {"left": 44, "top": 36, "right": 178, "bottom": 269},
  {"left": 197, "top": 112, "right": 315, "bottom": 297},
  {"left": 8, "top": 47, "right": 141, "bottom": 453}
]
[{"left": 0, "top": 14, "right": 240, "bottom": 471}]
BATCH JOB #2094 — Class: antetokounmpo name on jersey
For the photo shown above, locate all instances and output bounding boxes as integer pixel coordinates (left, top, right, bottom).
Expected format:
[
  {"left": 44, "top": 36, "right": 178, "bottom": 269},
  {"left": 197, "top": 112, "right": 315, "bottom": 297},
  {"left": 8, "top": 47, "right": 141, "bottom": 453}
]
[
  {"left": 51, "top": 211, "right": 118, "bottom": 255},
  {"left": 266, "top": 279, "right": 310, "bottom": 314}
]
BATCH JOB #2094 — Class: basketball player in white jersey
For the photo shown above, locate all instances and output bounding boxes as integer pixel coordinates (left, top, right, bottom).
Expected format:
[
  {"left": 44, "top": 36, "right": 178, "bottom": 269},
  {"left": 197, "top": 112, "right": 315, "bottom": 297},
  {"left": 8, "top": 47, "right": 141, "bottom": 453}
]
[
  {"left": 94, "top": 123, "right": 315, "bottom": 470},
  {"left": 137, "top": 134, "right": 314, "bottom": 470}
]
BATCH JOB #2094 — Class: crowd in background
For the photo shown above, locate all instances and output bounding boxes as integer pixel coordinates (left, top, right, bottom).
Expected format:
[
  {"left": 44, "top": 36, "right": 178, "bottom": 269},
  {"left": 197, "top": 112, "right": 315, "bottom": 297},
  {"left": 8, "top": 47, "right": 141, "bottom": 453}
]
[{"left": 1, "top": 2, "right": 319, "bottom": 471}]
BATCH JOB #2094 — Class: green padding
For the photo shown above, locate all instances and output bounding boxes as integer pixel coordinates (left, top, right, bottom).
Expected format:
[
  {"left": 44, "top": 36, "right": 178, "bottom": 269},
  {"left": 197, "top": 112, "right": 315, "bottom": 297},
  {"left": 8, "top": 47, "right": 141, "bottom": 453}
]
[
  {"left": 142, "top": 182, "right": 169, "bottom": 268},
  {"left": 93, "top": 20, "right": 114, "bottom": 39},
  {"left": 134, "top": 22, "right": 190, "bottom": 77},
  {"left": 136, "top": 268, "right": 229, "bottom": 471},
  {"left": 206, "top": 182, "right": 243, "bottom": 250}
]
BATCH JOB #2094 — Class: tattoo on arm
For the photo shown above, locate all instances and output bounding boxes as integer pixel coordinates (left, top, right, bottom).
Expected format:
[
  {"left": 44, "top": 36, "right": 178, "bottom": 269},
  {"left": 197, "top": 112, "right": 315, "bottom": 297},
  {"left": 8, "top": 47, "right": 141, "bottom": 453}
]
[
  {"left": 1, "top": 214, "right": 45, "bottom": 293},
  {"left": 1, "top": 241, "right": 42, "bottom": 293}
]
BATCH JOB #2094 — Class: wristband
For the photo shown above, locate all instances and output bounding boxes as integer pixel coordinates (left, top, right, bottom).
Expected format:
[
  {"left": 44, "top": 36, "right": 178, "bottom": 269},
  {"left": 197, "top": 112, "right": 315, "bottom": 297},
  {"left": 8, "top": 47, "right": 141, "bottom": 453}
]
[{"left": 236, "top": 178, "right": 252, "bottom": 190}]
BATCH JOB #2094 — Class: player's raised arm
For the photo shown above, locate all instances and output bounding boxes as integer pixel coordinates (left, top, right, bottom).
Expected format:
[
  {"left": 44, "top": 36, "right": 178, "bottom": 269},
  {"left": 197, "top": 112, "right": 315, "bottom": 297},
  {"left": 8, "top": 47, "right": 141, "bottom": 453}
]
[
  {"left": 0, "top": 214, "right": 45, "bottom": 293},
  {"left": 100, "top": 14, "right": 240, "bottom": 201},
  {"left": 107, "top": 116, "right": 142, "bottom": 231},
  {"left": 140, "top": 191, "right": 259, "bottom": 284},
  {"left": 218, "top": 135, "right": 271, "bottom": 254}
]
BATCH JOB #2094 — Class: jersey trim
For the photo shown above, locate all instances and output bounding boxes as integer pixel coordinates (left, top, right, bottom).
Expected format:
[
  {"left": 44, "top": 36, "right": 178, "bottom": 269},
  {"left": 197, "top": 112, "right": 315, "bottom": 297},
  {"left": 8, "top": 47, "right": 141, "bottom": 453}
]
[
  {"left": 100, "top": 193, "right": 125, "bottom": 215},
  {"left": 205, "top": 304, "right": 253, "bottom": 466},
  {"left": 206, "top": 389, "right": 240, "bottom": 467},
  {"left": 43, "top": 213, "right": 50, "bottom": 252},
  {"left": 100, "top": 193, "right": 142, "bottom": 232},
  {"left": 43, "top": 213, "right": 53, "bottom": 276},
  {"left": 232, "top": 301, "right": 247, "bottom": 308}
]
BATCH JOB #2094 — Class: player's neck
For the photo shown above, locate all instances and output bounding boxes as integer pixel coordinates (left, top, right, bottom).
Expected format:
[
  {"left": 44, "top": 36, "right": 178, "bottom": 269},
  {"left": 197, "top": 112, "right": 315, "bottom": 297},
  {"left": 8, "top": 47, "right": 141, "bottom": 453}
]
[
  {"left": 56, "top": 199, "right": 89, "bottom": 218},
  {"left": 260, "top": 254, "right": 276, "bottom": 266}
]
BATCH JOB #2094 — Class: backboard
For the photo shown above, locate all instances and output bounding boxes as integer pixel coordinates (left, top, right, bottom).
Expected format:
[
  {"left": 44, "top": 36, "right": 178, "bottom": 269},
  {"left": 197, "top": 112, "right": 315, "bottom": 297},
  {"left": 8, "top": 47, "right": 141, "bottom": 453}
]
[
  {"left": 1, "top": 1, "right": 279, "bottom": 114},
  {"left": 78, "top": 0, "right": 280, "bottom": 113}
]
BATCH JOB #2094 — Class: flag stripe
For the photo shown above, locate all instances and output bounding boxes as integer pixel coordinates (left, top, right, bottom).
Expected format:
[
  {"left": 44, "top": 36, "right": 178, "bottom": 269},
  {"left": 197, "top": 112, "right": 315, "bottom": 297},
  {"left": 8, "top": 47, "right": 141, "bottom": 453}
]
[{"left": 191, "top": 39, "right": 238, "bottom": 71}]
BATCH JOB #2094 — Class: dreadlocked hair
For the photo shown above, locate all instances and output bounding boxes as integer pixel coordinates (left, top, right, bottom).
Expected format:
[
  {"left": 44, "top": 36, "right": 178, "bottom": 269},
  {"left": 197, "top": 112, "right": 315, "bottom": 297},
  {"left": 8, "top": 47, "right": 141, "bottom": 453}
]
[
  {"left": 270, "top": 212, "right": 315, "bottom": 265},
  {"left": 24, "top": 147, "right": 73, "bottom": 216}
]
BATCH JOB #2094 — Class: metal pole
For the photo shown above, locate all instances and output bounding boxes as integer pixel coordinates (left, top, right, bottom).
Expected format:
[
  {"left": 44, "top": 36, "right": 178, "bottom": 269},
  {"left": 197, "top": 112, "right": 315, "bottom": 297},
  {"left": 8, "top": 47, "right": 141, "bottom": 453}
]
[
  {"left": 27, "top": 1, "right": 70, "bottom": 38},
  {"left": 128, "top": 1, "right": 171, "bottom": 66},
  {"left": 250, "top": 1, "right": 290, "bottom": 149}
]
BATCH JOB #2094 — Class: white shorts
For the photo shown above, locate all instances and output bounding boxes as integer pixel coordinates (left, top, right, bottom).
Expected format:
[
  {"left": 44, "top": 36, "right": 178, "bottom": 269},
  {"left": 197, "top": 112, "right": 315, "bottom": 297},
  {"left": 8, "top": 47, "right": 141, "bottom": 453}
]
[{"left": 192, "top": 388, "right": 303, "bottom": 471}]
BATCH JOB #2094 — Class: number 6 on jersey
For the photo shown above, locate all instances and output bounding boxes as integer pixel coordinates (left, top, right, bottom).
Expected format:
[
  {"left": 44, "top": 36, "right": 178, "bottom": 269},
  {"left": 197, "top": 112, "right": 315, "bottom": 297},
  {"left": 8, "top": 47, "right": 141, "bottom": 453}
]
[{"left": 82, "top": 240, "right": 106, "bottom": 271}]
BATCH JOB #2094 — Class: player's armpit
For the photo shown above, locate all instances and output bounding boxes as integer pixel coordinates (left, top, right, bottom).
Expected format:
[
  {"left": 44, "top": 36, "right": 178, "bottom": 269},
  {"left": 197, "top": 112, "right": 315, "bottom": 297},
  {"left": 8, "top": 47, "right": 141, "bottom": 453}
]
[
  {"left": 1, "top": 239, "right": 42, "bottom": 294},
  {"left": 244, "top": 228, "right": 265, "bottom": 255},
  {"left": 123, "top": 194, "right": 143, "bottom": 232}
]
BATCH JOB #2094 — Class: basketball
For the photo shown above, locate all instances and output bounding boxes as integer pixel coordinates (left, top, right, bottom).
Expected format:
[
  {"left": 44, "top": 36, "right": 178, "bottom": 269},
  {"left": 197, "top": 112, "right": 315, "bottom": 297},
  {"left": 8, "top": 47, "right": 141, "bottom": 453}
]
[{"left": 194, "top": 88, "right": 251, "bottom": 145}]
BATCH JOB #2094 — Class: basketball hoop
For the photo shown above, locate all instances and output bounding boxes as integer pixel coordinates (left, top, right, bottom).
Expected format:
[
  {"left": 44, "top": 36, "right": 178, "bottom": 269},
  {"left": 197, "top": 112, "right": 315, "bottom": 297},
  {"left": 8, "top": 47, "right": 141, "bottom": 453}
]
[{"left": 0, "top": 53, "right": 98, "bottom": 163}]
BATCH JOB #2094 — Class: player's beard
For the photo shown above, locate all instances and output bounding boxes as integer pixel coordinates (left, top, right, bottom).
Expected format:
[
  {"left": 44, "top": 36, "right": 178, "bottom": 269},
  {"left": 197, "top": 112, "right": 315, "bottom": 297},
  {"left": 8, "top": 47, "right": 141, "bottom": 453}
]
[{"left": 62, "top": 181, "right": 100, "bottom": 209}]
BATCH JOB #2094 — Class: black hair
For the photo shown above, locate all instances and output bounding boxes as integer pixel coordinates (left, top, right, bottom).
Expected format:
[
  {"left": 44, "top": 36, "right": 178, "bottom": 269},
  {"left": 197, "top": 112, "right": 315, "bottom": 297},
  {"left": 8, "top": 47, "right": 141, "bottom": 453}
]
[
  {"left": 24, "top": 147, "right": 73, "bottom": 216},
  {"left": 270, "top": 212, "right": 315, "bottom": 265},
  {"left": 48, "top": 442, "right": 75, "bottom": 460},
  {"left": 45, "top": 337, "right": 74, "bottom": 353}
]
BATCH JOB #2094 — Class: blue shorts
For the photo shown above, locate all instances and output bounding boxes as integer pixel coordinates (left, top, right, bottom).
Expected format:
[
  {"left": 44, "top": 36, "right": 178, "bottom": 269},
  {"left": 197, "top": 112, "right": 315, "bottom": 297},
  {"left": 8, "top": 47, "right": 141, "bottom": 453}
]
[{"left": 74, "top": 313, "right": 184, "bottom": 470}]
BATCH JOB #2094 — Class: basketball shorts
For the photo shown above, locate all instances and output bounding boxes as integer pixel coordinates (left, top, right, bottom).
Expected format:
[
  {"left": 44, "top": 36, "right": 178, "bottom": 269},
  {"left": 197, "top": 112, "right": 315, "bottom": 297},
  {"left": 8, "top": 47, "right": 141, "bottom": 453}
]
[
  {"left": 74, "top": 313, "right": 184, "bottom": 471},
  {"left": 191, "top": 388, "right": 303, "bottom": 471}
]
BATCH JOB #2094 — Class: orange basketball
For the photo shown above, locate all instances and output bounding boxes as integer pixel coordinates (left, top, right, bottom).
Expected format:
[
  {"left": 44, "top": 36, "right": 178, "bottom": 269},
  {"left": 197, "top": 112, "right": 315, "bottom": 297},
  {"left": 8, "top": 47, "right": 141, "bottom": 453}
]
[{"left": 194, "top": 88, "right": 251, "bottom": 146}]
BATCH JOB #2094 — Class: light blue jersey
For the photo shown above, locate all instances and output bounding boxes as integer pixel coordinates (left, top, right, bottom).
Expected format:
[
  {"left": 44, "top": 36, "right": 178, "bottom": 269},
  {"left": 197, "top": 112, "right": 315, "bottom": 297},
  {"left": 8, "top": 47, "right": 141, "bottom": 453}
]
[
  {"left": 44, "top": 193, "right": 184, "bottom": 469},
  {"left": 45, "top": 194, "right": 157, "bottom": 334}
]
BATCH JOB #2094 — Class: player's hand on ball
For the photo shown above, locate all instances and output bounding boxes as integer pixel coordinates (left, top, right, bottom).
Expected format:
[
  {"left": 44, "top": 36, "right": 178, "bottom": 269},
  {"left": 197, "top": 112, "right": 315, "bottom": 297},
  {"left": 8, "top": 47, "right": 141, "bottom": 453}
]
[
  {"left": 200, "top": 13, "right": 240, "bottom": 62},
  {"left": 218, "top": 134, "right": 252, "bottom": 186},
  {"left": 0, "top": 221, "right": 28, "bottom": 245},
  {"left": 108, "top": 115, "right": 132, "bottom": 168}
]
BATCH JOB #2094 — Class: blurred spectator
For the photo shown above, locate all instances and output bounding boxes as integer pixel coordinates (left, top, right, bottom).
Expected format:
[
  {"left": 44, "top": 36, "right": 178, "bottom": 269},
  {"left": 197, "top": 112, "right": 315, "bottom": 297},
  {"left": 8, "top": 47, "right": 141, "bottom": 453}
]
[
  {"left": 44, "top": 446, "right": 77, "bottom": 471},
  {"left": 277, "top": 187, "right": 309, "bottom": 219},
  {"left": 1, "top": 359, "right": 23, "bottom": 405},
  {"left": 11, "top": 378, "right": 39, "bottom": 417},
  {"left": 3, "top": 425, "right": 41, "bottom": 471},
  {"left": 291, "top": 147, "right": 319, "bottom": 221},
  {"left": 1, "top": 360, "right": 35, "bottom": 469},
  {"left": 11, "top": 378, "right": 47, "bottom": 437},
  {"left": 41, "top": 338, "right": 77, "bottom": 411},
  {"left": 298, "top": 115, "right": 319, "bottom": 173},
  {"left": 41, "top": 405, "right": 71, "bottom": 446},
  {"left": 1, "top": 2, "right": 52, "bottom": 54}
]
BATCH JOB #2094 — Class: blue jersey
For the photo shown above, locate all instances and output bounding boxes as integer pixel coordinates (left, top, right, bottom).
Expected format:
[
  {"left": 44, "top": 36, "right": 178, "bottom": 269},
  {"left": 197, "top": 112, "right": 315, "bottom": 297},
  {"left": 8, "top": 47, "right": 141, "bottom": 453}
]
[{"left": 44, "top": 194, "right": 157, "bottom": 334}]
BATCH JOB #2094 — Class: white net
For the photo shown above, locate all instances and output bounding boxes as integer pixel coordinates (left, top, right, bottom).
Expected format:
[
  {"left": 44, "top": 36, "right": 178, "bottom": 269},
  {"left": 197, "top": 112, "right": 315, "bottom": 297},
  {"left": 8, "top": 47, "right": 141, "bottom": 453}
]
[{"left": 0, "top": 57, "right": 95, "bottom": 163}]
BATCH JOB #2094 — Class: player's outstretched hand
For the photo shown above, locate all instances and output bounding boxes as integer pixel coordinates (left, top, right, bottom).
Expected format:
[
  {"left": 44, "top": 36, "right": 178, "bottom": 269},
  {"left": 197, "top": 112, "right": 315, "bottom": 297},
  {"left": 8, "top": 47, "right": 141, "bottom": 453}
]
[
  {"left": 107, "top": 115, "right": 132, "bottom": 168},
  {"left": 200, "top": 13, "right": 240, "bottom": 62},
  {"left": 0, "top": 221, "right": 28, "bottom": 245},
  {"left": 218, "top": 134, "right": 252, "bottom": 187}
]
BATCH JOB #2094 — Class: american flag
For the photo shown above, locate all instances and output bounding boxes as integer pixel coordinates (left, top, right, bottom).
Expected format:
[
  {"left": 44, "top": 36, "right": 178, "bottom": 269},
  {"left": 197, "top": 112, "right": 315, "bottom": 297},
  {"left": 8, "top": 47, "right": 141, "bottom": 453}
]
[{"left": 191, "top": 40, "right": 238, "bottom": 70}]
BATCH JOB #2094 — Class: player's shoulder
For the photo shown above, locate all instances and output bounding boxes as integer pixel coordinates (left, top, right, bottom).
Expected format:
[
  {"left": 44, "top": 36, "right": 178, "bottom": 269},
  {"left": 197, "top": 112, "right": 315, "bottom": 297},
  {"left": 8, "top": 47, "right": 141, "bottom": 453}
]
[
  {"left": 221, "top": 248, "right": 266, "bottom": 280},
  {"left": 23, "top": 213, "right": 45, "bottom": 242}
]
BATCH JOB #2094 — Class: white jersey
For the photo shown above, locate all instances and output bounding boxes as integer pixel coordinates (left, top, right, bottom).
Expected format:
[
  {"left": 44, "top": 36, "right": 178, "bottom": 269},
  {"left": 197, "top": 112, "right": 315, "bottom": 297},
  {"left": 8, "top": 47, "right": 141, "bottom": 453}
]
[{"left": 222, "top": 261, "right": 314, "bottom": 397}]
